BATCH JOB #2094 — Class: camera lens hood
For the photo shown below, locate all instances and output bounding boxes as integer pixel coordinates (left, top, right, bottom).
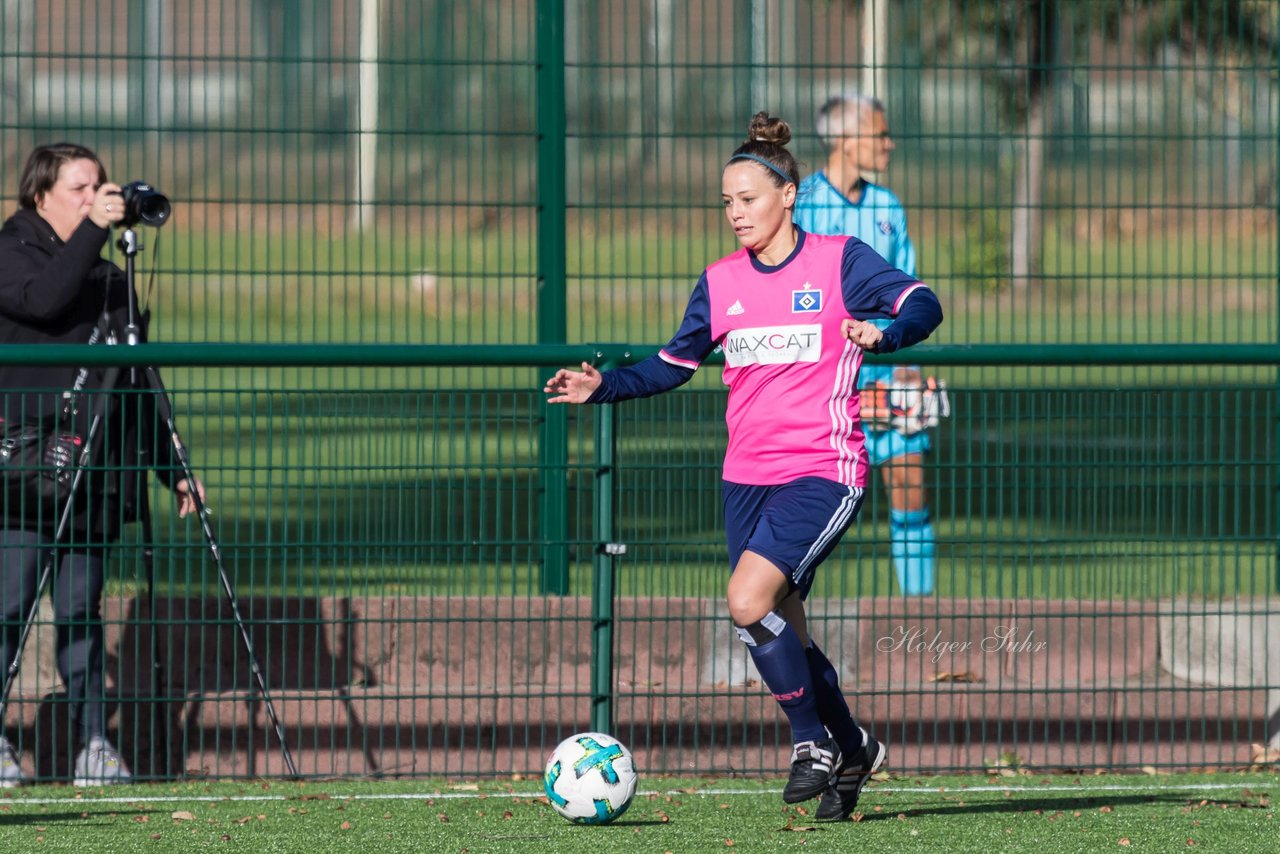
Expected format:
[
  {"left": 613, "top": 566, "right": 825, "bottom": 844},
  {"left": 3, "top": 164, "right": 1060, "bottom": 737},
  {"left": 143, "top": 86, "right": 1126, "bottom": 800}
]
[{"left": 120, "top": 181, "right": 171, "bottom": 227}]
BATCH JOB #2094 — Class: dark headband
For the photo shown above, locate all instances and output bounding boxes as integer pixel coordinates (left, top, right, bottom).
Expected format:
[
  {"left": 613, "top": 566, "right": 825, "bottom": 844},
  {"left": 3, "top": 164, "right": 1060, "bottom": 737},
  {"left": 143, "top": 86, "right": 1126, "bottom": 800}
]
[{"left": 727, "top": 153, "right": 792, "bottom": 184}]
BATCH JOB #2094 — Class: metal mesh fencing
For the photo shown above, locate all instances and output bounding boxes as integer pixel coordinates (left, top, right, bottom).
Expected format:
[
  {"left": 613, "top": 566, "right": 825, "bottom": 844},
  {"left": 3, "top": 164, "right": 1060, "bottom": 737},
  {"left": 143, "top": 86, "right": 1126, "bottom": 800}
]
[
  {"left": 0, "top": 1, "right": 1273, "bottom": 349},
  {"left": 0, "top": 0, "right": 1276, "bottom": 781},
  {"left": 0, "top": 364, "right": 1274, "bottom": 779}
]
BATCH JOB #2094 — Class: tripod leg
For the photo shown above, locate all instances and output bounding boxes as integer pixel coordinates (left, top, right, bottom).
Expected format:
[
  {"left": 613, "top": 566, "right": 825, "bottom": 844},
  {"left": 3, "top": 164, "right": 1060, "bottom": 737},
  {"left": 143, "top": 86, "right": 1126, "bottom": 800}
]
[{"left": 141, "top": 367, "right": 298, "bottom": 778}]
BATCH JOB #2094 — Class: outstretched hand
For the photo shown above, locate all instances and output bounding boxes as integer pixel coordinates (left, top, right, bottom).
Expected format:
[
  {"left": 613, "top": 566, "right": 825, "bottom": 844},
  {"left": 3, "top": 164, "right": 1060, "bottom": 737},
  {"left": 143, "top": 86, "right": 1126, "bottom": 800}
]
[
  {"left": 543, "top": 362, "right": 602, "bottom": 405},
  {"left": 842, "top": 318, "right": 884, "bottom": 350}
]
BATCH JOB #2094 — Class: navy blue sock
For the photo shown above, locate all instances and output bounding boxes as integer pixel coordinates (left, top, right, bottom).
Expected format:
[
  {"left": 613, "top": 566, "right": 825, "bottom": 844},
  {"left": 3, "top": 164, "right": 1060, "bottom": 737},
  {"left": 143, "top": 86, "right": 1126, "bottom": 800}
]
[
  {"left": 805, "top": 641, "right": 864, "bottom": 759},
  {"left": 743, "top": 621, "right": 828, "bottom": 744}
]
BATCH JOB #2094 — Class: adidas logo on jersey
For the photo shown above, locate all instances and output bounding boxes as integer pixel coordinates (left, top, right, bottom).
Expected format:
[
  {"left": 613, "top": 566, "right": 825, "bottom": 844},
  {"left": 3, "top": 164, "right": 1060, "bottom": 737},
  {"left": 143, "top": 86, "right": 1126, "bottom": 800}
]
[{"left": 726, "top": 300, "right": 745, "bottom": 316}]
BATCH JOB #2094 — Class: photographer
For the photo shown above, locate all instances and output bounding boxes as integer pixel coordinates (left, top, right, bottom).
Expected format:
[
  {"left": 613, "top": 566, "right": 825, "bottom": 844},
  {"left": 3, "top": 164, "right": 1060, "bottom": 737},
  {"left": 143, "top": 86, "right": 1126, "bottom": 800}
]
[{"left": 0, "top": 142, "right": 202, "bottom": 786}]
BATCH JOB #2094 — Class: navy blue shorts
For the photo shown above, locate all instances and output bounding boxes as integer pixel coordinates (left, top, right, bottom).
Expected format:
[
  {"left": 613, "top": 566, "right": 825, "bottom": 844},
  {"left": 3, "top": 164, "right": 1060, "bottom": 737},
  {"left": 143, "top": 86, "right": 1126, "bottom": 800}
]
[{"left": 723, "top": 477, "right": 865, "bottom": 600}]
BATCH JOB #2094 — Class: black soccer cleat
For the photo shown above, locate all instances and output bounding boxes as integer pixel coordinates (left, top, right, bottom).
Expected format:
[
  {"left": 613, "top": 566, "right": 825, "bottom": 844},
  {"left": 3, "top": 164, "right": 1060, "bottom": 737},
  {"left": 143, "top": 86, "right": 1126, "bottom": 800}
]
[
  {"left": 782, "top": 737, "right": 843, "bottom": 803},
  {"left": 815, "top": 727, "right": 887, "bottom": 822}
]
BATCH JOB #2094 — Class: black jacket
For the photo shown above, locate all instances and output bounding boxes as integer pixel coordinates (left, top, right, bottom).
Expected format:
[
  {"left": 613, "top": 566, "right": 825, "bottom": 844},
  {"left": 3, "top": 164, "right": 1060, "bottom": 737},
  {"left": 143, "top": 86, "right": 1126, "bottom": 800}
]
[{"left": 0, "top": 208, "right": 180, "bottom": 538}]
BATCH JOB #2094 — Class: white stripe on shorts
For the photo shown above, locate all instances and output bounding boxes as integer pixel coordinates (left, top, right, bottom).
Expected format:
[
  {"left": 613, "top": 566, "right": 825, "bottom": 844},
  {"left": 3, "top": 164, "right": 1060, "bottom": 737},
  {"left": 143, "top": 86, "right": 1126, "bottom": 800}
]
[{"left": 793, "top": 485, "right": 863, "bottom": 587}]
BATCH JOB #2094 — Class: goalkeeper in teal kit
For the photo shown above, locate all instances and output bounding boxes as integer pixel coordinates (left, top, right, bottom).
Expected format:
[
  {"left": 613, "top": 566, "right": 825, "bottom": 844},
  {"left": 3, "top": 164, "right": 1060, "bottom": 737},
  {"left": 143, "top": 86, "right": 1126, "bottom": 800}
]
[{"left": 795, "top": 93, "right": 947, "bottom": 596}]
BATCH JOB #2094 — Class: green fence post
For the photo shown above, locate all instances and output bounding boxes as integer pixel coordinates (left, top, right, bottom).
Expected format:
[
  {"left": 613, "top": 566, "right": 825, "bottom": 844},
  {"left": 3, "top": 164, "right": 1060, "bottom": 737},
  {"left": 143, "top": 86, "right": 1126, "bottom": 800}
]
[
  {"left": 536, "top": 0, "right": 570, "bottom": 595},
  {"left": 590, "top": 362, "right": 619, "bottom": 735}
]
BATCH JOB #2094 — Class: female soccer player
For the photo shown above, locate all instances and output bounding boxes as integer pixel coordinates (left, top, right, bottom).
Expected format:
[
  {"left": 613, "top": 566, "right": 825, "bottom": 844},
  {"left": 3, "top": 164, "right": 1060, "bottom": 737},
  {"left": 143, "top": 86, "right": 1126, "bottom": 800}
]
[{"left": 543, "top": 112, "right": 942, "bottom": 821}]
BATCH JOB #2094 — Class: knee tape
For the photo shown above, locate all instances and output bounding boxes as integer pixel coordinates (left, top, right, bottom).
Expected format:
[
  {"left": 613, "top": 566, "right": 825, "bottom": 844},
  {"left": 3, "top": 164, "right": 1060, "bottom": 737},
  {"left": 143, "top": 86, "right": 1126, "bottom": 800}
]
[{"left": 733, "top": 610, "right": 787, "bottom": 647}]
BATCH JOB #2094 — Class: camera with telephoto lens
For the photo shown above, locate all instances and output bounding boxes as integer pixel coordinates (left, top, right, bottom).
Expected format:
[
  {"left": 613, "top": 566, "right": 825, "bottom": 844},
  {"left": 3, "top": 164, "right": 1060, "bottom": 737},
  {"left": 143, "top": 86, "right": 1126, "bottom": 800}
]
[{"left": 119, "top": 181, "right": 171, "bottom": 227}]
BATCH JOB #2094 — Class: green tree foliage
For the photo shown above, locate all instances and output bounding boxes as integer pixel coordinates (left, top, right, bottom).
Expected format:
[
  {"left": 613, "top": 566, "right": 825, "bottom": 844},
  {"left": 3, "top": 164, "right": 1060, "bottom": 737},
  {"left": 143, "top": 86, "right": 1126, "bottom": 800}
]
[{"left": 906, "top": 0, "right": 1276, "bottom": 289}]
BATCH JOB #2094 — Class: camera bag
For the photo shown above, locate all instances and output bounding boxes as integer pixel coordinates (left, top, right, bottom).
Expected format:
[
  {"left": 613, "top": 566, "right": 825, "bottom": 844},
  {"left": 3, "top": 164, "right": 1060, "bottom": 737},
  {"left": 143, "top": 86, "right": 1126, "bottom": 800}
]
[{"left": 0, "top": 310, "right": 114, "bottom": 525}]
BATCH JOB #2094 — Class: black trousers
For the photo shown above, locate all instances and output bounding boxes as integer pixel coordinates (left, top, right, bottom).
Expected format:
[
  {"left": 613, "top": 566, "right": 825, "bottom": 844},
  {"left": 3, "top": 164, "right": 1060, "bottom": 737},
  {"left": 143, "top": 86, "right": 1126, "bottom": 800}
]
[{"left": 0, "top": 528, "right": 108, "bottom": 743}]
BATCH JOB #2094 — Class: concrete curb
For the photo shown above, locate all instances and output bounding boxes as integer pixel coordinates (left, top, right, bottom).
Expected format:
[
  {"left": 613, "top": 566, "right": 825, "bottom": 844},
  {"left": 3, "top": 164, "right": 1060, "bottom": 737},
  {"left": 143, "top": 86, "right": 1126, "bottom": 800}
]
[{"left": 2, "top": 595, "right": 1275, "bottom": 779}]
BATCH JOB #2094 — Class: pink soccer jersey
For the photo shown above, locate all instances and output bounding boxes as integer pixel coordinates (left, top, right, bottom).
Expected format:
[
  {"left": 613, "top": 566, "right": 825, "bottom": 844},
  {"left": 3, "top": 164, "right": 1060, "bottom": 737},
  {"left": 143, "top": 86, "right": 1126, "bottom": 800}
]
[{"left": 657, "top": 231, "right": 925, "bottom": 487}]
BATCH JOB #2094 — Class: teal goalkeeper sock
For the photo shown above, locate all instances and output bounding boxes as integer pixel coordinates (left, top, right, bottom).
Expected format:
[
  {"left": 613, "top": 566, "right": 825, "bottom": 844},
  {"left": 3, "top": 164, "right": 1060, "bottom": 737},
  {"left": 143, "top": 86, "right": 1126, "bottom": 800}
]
[{"left": 890, "top": 508, "right": 936, "bottom": 595}]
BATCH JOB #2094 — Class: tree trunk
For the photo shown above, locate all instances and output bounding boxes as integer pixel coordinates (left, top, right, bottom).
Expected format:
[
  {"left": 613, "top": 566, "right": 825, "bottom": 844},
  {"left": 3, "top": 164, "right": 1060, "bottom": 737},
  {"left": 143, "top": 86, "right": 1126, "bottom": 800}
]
[{"left": 1010, "top": 99, "right": 1046, "bottom": 291}]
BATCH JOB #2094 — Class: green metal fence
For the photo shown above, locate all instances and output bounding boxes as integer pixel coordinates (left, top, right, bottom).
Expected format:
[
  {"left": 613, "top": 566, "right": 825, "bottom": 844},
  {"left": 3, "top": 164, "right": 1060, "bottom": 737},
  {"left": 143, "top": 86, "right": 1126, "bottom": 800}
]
[
  {"left": 0, "top": 346, "right": 1275, "bottom": 780},
  {"left": 0, "top": 0, "right": 1277, "bottom": 780},
  {"left": 1, "top": 1, "right": 1273, "bottom": 349}
]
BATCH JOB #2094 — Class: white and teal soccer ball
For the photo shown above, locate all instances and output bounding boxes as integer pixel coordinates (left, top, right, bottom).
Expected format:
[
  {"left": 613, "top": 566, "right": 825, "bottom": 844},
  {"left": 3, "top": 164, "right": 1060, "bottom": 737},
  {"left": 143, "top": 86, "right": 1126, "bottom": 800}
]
[{"left": 543, "top": 732, "right": 638, "bottom": 824}]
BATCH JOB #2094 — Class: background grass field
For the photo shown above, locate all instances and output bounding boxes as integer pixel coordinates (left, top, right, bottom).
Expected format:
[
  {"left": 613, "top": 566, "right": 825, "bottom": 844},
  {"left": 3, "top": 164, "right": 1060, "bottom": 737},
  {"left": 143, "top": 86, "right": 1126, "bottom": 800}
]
[
  {"left": 102, "top": 374, "right": 1276, "bottom": 602},
  {"left": 0, "top": 772, "right": 1274, "bottom": 853},
  {"left": 89, "top": 212, "right": 1275, "bottom": 604},
  {"left": 150, "top": 221, "right": 1278, "bottom": 351}
]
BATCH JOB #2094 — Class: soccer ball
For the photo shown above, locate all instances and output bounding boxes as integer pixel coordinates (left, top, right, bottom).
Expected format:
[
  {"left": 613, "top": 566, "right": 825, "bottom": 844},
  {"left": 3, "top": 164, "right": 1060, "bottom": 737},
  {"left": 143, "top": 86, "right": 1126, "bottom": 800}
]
[{"left": 543, "top": 732, "right": 638, "bottom": 824}]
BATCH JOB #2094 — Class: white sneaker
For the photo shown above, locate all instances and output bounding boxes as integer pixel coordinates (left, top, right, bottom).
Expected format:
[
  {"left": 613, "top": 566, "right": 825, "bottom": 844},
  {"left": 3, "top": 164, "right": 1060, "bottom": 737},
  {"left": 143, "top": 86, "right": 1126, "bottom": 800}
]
[
  {"left": 0, "top": 735, "right": 25, "bottom": 788},
  {"left": 73, "top": 736, "right": 132, "bottom": 787}
]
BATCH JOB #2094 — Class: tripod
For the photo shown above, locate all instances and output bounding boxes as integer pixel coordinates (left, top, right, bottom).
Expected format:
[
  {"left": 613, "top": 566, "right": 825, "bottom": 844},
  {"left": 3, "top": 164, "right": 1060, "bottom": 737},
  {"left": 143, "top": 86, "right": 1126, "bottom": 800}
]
[{"left": 0, "top": 225, "right": 297, "bottom": 779}]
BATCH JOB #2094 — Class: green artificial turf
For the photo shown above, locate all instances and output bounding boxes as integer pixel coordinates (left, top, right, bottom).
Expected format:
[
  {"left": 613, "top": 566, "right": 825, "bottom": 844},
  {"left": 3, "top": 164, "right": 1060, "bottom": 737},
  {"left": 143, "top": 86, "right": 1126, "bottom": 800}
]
[{"left": 0, "top": 772, "right": 1275, "bottom": 853}]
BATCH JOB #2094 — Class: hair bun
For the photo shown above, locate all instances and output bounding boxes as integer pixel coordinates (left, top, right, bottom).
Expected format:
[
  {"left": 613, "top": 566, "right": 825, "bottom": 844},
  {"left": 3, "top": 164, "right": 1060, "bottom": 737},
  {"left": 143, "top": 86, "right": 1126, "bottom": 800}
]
[{"left": 746, "top": 111, "right": 792, "bottom": 148}]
